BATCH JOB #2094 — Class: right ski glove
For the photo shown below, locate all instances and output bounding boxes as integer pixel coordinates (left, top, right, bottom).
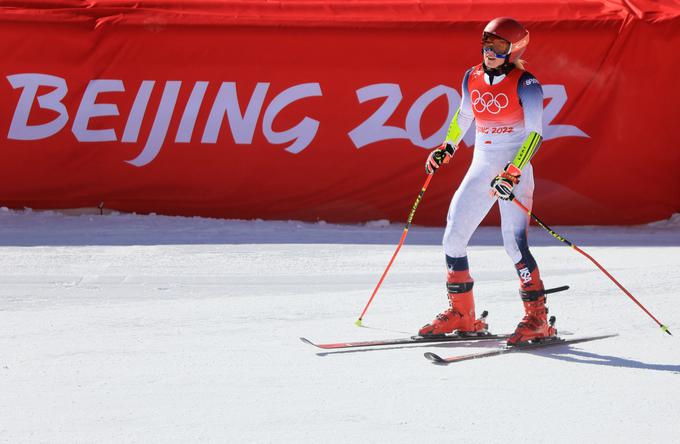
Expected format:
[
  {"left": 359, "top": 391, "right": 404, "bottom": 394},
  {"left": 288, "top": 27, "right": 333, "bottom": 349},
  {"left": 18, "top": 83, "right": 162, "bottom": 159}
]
[
  {"left": 425, "top": 142, "right": 456, "bottom": 175},
  {"left": 490, "top": 163, "right": 521, "bottom": 200}
]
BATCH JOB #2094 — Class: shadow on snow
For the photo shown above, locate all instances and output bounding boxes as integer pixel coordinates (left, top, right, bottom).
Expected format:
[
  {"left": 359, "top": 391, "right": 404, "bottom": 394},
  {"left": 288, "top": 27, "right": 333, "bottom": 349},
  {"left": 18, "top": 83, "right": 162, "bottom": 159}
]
[{"left": 539, "top": 348, "right": 680, "bottom": 374}]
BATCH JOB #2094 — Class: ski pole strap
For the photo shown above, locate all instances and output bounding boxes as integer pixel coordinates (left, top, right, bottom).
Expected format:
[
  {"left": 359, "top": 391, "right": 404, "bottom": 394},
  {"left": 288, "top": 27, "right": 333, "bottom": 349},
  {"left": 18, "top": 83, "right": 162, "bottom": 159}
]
[
  {"left": 447, "top": 281, "right": 474, "bottom": 294},
  {"left": 519, "top": 285, "right": 569, "bottom": 301},
  {"left": 544, "top": 285, "right": 570, "bottom": 294}
]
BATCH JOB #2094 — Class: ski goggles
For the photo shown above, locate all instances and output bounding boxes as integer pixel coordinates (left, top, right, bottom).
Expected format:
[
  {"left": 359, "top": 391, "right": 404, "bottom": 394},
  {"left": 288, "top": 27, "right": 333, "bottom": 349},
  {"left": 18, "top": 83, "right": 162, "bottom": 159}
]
[{"left": 482, "top": 32, "right": 511, "bottom": 58}]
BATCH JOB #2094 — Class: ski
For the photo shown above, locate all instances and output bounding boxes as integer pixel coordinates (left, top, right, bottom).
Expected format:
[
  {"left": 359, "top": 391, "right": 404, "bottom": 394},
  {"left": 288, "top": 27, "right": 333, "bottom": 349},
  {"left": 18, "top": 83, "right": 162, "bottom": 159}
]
[
  {"left": 424, "top": 333, "right": 618, "bottom": 365},
  {"left": 300, "top": 332, "right": 510, "bottom": 350}
]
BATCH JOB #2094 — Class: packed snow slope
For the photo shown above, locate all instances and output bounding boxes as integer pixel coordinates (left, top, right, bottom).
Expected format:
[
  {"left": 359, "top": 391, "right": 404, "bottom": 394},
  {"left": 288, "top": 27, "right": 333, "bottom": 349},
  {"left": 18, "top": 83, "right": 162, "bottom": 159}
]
[{"left": 1, "top": 209, "right": 679, "bottom": 443}]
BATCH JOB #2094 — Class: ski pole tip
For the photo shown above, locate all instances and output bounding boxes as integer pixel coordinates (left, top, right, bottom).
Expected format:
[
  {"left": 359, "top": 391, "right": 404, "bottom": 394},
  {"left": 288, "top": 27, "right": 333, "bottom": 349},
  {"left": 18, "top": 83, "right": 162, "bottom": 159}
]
[
  {"left": 661, "top": 324, "right": 672, "bottom": 336},
  {"left": 355, "top": 319, "right": 363, "bottom": 327}
]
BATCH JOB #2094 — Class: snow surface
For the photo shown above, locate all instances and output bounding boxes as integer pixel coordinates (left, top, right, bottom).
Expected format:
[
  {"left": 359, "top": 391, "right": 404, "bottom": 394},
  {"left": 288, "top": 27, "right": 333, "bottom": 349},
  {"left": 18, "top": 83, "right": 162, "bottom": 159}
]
[{"left": 1, "top": 208, "right": 679, "bottom": 443}]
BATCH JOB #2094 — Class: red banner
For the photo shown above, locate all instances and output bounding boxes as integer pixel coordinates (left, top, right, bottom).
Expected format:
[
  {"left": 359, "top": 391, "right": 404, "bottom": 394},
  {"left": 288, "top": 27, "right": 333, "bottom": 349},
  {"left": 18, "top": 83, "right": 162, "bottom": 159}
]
[{"left": 1, "top": 1, "right": 678, "bottom": 225}]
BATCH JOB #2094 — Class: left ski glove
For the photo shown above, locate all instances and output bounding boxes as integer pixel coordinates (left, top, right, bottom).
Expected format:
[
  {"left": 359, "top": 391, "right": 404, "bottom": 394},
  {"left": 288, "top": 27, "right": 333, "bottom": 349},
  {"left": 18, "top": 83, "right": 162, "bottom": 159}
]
[
  {"left": 425, "top": 142, "right": 456, "bottom": 175},
  {"left": 490, "top": 163, "right": 521, "bottom": 200}
]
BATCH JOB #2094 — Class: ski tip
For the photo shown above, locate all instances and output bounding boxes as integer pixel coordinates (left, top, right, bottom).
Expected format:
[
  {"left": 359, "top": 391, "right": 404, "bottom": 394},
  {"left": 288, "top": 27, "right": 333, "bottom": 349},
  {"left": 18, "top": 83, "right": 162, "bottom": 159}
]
[
  {"left": 424, "top": 352, "right": 448, "bottom": 365},
  {"left": 300, "top": 337, "right": 315, "bottom": 346},
  {"left": 661, "top": 325, "right": 672, "bottom": 336},
  {"left": 355, "top": 319, "right": 363, "bottom": 327}
]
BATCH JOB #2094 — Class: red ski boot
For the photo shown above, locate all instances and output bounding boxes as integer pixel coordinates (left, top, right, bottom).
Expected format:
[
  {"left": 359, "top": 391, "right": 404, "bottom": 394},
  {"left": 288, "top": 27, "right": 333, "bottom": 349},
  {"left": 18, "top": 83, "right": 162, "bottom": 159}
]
[
  {"left": 507, "top": 296, "right": 557, "bottom": 346},
  {"left": 419, "top": 270, "right": 488, "bottom": 337},
  {"left": 507, "top": 266, "right": 557, "bottom": 346}
]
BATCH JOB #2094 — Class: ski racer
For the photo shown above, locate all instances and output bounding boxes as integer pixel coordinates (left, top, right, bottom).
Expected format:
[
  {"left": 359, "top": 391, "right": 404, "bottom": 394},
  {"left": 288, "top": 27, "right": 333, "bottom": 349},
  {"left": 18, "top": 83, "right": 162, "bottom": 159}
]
[{"left": 419, "top": 17, "right": 555, "bottom": 346}]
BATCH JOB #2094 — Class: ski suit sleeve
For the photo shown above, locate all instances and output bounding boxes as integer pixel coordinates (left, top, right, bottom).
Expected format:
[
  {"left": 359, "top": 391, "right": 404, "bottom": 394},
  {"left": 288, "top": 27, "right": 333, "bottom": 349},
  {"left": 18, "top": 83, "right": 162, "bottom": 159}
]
[
  {"left": 444, "top": 68, "right": 475, "bottom": 146},
  {"left": 511, "top": 72, "right": 544, "bottom": 170}
]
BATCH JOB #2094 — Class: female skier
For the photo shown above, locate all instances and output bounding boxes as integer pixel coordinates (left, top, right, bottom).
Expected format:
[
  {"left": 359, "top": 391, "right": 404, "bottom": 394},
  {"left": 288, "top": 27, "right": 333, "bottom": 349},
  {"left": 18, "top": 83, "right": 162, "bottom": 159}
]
[{"left": 419, "top": 17, "right": 554, "bottom": 346}]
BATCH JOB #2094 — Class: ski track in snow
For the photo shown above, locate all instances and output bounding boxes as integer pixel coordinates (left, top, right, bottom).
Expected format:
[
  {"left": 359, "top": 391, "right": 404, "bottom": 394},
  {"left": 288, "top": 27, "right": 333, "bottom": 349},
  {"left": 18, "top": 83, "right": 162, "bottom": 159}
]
[{"left": 1, "top": 209, "right": 679, "bottom": 443}]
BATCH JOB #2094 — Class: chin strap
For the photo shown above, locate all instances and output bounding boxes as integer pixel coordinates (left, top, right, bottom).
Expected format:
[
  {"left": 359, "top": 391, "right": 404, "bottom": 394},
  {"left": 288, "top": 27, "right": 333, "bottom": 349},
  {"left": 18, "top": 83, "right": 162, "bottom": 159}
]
[{"left": 482, "top": 61, "right": 515, "bottom": 77}]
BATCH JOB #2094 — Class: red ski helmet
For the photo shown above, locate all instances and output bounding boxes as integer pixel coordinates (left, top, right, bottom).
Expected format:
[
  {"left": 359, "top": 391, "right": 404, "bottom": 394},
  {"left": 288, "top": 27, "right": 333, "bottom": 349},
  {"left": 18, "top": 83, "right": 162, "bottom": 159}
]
[{"left": 483, "top": 17, "right": 529, "bottom": 63}]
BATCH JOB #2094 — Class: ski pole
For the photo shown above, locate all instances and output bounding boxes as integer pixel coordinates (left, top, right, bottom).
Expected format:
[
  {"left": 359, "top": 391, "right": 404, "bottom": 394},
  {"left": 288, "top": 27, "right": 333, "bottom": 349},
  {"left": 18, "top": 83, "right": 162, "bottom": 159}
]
[
  {"left": 510, "top": 195, "right": 672, "bottom": 336},
  {"left": 356, "top": 173, "right": 434, "bottom": 326}
]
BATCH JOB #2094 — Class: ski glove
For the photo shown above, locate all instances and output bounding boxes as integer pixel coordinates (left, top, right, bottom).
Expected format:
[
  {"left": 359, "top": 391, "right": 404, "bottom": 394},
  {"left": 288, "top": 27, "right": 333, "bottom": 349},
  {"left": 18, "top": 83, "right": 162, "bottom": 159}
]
[
  {"left": 490, "top": 163, "right": 521, "bottom": 200},
  {"left": 425, "top": 142, "right": 456, "bottom": 175}
]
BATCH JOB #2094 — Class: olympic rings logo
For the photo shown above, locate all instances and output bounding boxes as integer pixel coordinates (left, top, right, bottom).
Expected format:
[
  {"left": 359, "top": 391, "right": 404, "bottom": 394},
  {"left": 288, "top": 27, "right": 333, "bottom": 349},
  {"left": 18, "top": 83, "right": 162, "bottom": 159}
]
[{"left": 471, "top": 90, "right": 509, "bottom": 114}]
